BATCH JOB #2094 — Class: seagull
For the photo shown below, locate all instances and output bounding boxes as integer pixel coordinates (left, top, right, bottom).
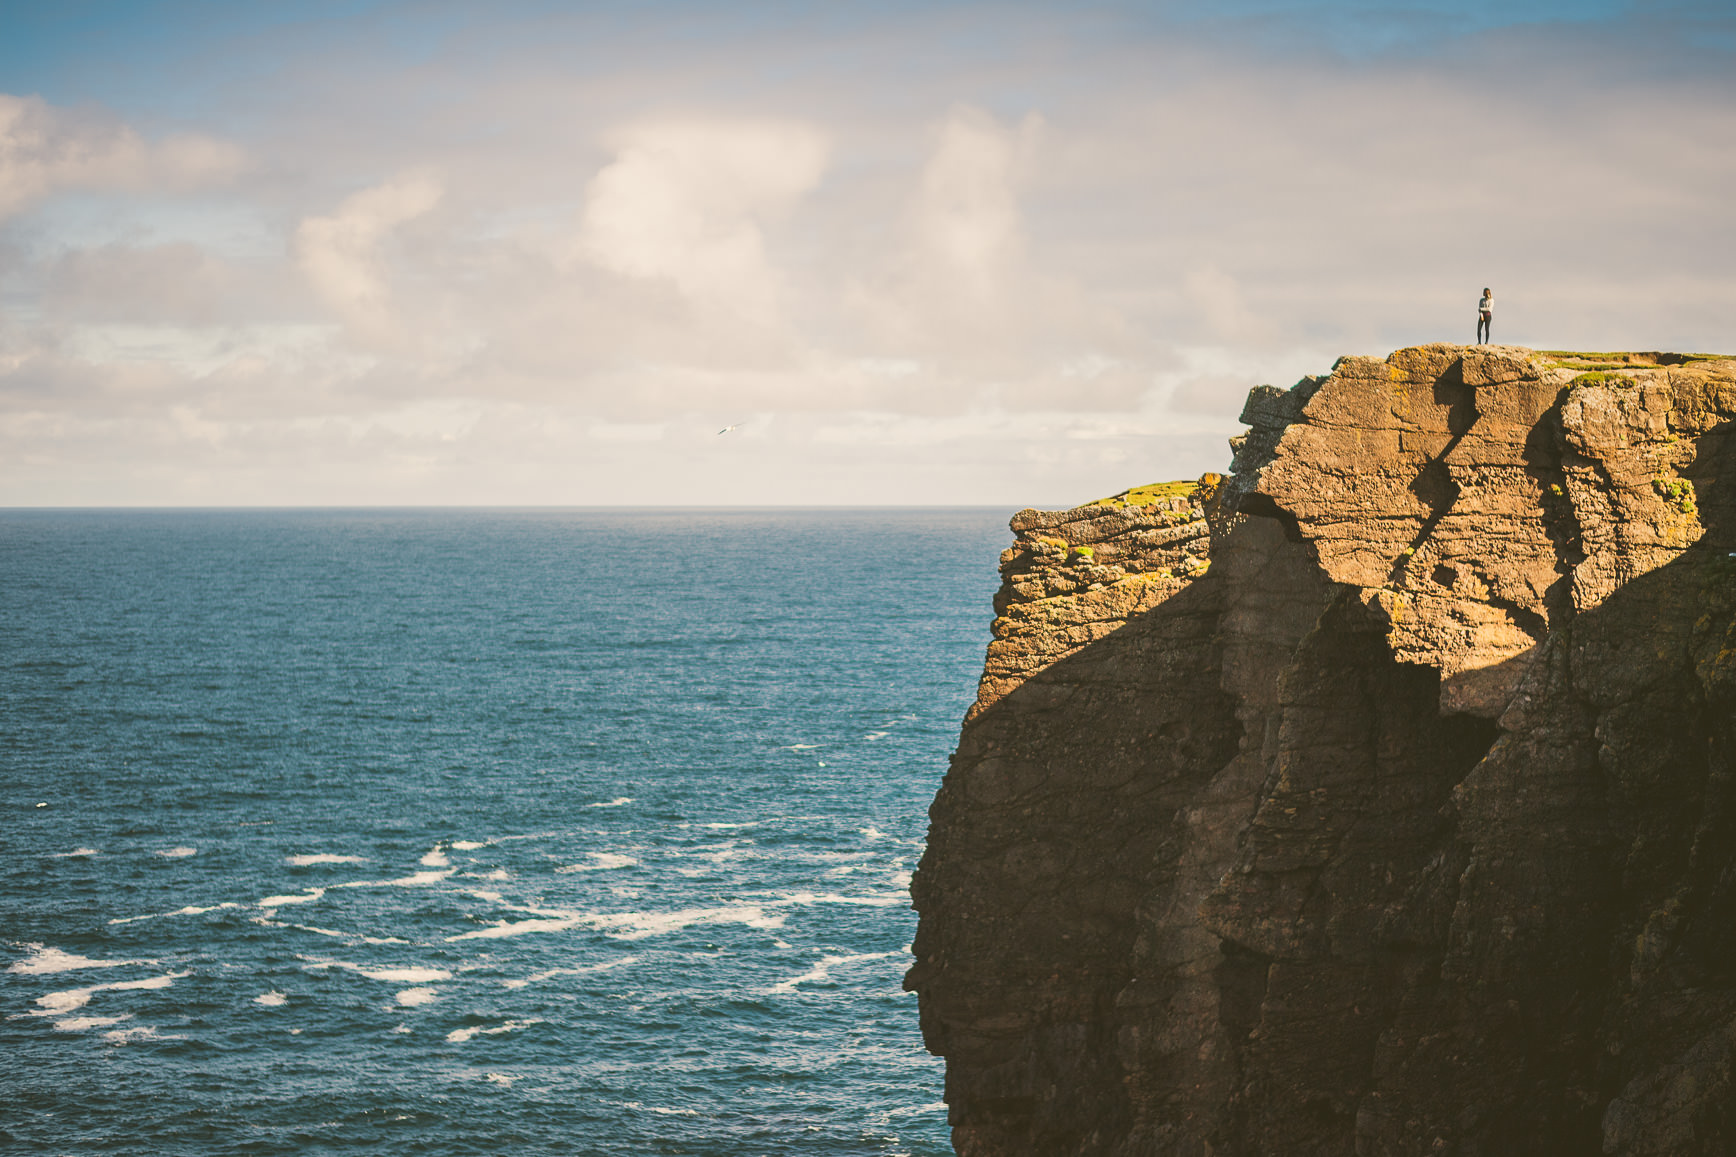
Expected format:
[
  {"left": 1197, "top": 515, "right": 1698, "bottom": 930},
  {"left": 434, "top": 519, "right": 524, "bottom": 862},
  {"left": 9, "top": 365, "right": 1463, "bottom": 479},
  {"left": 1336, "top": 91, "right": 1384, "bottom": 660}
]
[{"left": 717, "top": 423, "right": 742, "bottom": 435}]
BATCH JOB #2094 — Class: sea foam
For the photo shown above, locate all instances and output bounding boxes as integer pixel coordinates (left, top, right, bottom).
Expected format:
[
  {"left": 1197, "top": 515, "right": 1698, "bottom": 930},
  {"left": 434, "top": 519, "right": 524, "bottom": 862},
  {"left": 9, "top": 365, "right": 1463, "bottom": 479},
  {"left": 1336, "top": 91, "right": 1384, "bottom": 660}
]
[
  {"left": 33, "top": 971, "right": 189, "bottom": 1016},
  {"left": 555, "top": 852, "right": 638, "bottom": 873},
  {"left": 766, "top": 950, "right": 902, "bottom": 995},
  {"left": 9, "top": 944, "right": 155, "bottom": 975},
  {"left": 446, "top": 1018, "right": 541, "bottom": 1043},
  {"left": 257, "top": 888, "right": 326, "bottom": 908},
  {"left": 447, "top": 904, "right": 784, "bottom": 942}
]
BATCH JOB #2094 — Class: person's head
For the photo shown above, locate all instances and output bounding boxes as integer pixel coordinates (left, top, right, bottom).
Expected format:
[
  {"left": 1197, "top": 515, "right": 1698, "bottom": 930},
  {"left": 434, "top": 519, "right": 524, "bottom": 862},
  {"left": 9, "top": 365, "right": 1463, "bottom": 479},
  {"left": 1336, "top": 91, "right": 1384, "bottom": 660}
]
[{"left": 1483, "top": 287, "right": 1491, "bottom": 295}]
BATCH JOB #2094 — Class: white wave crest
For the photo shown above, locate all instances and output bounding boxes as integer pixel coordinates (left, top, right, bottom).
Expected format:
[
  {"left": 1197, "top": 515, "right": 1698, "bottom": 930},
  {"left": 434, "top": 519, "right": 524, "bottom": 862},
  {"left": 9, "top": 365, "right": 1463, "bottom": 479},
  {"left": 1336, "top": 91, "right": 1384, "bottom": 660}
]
[
  {"left": 499, "top": 956, "right": 639, "bottom": 988},
  {"left": 555, "top": 853, "right": 638, "bottom": 873},
  {"left": 299, "top": 958, "right": 452, "bottom": 983},
  {"left": 8, "top": 944, "right": 155, "bottom": 975},
  {"left": 777, "top": 890, "right": 907, "bottom": 908},
  {"left": 103, "top": 1025, "right": 181, "bottom": 1045},
  {"left": 618, "top": 1101, "right": 701, "bottom": 1116},
  {"left": 156, "top": 847, "right": 198, "bottom": 858},
  {"left": 447, "top": 904, "right": 784, "bottom": 943},
  {"left": 55, "top": 1014, "right": 132, "bottom": 1031},
  {"left": 446, "top": 1018, "right": 541, "bottom": 1043},
  {"left": 108, "top": 902, "right": 243, "bottom": 925},
  {"left": 766, "top": 950, "right": 902, "bottom": 994},
  {"left": 286, "top": 854, "right": 368, "bottom": 866},
  {"left": 258, "top": 888, "right": 326, "bottom": 909},
  {"left": 33, "top": 971, "right": 189, "bottom": 1016}
]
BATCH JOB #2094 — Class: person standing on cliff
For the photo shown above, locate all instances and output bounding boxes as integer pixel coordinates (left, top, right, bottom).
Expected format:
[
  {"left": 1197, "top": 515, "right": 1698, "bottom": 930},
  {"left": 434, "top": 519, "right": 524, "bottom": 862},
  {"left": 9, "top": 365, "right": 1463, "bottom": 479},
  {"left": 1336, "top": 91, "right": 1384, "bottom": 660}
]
[{"left": 1477, "top": 287, "right": 1493, "bottom": 344}]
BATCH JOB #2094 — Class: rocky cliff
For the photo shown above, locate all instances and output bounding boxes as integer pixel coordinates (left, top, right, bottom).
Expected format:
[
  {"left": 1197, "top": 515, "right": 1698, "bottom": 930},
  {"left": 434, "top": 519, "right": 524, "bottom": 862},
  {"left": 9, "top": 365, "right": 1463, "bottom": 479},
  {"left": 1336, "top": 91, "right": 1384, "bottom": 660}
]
[{"left": 907, "top": 344, "right": 1736, "bottom": 1155}]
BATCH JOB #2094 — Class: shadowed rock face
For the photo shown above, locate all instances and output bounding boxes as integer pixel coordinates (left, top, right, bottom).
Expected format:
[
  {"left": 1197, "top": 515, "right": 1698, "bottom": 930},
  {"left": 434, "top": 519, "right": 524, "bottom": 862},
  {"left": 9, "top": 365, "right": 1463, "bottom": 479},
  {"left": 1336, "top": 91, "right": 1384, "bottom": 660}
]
[{"left": 907, "top": 344, "right": 1736, "bottom": 1156}]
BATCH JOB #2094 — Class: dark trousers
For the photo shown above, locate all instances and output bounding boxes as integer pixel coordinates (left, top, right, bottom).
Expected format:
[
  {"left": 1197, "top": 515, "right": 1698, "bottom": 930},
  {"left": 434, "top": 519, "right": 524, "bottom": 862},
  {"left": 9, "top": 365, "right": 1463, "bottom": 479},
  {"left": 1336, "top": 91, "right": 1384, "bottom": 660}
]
[{"left": 1477, "top": 313, "right": 1491, "bottom": 344}]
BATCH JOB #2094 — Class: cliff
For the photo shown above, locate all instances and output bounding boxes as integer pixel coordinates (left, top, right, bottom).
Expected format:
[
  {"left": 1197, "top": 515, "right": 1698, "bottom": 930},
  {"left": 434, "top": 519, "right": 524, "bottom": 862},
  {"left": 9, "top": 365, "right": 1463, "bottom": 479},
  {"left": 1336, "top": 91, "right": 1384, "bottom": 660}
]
[{"left": 907, "top": 344, "right": 1736, "bottom": 1155}]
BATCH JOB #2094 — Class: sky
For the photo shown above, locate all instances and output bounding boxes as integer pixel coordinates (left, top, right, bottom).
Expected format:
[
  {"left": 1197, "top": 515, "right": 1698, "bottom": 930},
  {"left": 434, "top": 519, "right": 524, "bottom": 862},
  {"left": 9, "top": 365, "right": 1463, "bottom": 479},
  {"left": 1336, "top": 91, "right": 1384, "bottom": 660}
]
[{"left": 2, "top": 0, "right": 1733, "bottom": 506}]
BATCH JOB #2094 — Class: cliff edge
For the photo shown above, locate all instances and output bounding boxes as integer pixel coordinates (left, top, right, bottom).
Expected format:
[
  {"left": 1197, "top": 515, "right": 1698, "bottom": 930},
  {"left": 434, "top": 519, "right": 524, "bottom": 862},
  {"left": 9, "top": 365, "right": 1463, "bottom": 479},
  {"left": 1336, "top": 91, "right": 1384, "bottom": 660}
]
[{"left": 908, "top": 344, "right": 1736, "bottom": 1155}]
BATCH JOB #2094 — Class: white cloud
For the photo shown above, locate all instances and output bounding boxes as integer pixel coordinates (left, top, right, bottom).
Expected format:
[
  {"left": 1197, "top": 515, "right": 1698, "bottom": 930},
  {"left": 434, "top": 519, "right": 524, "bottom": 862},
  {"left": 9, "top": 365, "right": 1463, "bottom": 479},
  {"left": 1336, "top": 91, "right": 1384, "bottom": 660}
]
[
  {"left": 914, "top": 105, "right": 1039, "bottom": 285},
  {"left": 575, "top": 118, "right": 828, "bottom": 327},
  {"left": 3, "top": 8, "right": 1734, "bottom": 504},
  {"left": 0, "top": 93, "right": 241, "bottom": 220},
  {"left": 294, "top": 173, "right": 444, "bottom": 342}
]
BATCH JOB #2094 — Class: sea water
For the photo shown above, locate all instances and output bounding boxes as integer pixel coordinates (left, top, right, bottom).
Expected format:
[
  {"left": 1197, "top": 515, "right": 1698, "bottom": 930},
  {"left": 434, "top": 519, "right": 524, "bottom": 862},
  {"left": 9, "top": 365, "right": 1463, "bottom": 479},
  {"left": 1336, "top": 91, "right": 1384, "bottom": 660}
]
[{"left": 0, "top": 508, "right": 1009, "bottom": 1155}]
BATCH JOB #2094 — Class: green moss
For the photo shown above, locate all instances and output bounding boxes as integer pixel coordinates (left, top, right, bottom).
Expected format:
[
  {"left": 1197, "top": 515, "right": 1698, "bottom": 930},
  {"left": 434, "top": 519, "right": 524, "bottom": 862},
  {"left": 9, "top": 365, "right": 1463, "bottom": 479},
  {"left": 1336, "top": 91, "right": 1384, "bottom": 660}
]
[
  {"left": 1543, "top": 350, "right": 1733, "bottom": 370},
  {"left": 1570, "top": 371, "right": 1632, "bottom": 386},
  {"left": 1543, "top": 350, "right": 1639, "bottom": 362},
  {"left": 1085, "top": 479, "right": 1200, "bottom": 508},
  {"left": 1072, "top": 545, "right": 1095, "bottom": 561},
  {"left": 1654, "top": 476, "right": 1697, "bottom": 516}
]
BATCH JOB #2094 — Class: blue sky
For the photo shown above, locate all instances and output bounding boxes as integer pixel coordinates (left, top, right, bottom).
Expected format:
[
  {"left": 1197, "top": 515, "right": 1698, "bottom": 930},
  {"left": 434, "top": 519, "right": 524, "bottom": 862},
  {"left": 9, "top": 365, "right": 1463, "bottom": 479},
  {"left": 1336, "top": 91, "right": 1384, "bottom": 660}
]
[{"left": 2, "top": 0, "right": 1732, "bottom": 504}]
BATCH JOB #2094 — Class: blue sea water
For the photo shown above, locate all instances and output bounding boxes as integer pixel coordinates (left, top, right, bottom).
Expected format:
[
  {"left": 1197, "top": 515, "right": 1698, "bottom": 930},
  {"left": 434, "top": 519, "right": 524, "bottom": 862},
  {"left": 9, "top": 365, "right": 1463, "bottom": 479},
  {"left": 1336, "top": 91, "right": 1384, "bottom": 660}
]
[{"left": 0, "top": 508, "right": 1009, "bottom": 1155}]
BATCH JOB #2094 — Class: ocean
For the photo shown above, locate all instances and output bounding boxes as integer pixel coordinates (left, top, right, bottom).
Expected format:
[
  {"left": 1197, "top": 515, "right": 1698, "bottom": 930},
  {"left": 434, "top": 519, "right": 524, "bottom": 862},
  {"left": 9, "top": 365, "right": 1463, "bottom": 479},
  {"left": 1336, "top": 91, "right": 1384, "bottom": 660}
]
[{"left": 0, "top": 508, "right": 1010, "bottom": 1155}]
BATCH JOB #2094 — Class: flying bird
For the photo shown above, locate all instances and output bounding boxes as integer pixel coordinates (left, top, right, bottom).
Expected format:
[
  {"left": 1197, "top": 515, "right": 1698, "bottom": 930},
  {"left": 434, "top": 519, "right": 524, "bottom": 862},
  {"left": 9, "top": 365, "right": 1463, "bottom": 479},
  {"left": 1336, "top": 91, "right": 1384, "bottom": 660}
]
[{"left": 717, "top": 423, "right": 742, "bottom": 435}]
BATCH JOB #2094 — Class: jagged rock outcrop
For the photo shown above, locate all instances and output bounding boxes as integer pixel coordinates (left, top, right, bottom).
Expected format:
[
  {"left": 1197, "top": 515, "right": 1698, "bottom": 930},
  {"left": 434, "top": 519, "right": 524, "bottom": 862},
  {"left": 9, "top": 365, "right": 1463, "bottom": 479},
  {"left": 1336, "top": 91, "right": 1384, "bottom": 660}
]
[{"left": 908, "top": 345, "right": 1736, "bottom": 1155}]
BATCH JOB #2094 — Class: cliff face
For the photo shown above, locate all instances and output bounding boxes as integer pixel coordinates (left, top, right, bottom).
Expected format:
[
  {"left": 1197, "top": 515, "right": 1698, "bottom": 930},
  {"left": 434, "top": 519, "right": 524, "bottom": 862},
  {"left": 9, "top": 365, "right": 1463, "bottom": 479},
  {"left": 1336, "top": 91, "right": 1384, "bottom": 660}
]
[{"left": 907, "top": 345, "right": 1736, "bottom": 1156}]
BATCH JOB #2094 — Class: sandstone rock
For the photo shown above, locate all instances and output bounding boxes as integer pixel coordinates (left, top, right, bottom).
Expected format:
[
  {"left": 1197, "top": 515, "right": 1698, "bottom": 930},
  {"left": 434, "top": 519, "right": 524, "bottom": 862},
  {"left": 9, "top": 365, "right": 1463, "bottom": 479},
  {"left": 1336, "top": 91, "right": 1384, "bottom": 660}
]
[{"left": 909, "top": 345, "right": 1736, "bottom": 1155}]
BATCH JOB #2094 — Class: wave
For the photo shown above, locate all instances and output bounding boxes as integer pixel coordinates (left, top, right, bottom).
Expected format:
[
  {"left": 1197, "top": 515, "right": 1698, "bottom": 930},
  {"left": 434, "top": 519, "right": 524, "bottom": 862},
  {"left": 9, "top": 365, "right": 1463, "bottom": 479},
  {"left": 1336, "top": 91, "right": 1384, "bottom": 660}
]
[
  {"left": 617, "top": 1101, "right": 700, "bottom": 1117},
  {"left": 54, "top": 1014, "right": 132, "bottom": 1031},
  {"left": 500, "top": 957, "right": 639, "bottom": 989},
  {"left": 285, "top": 854, "right": 368, "bottom": 866},
  {"left": 8, "top": 944, "right": 156, "bottom": 975},
  {"left": 103, "top": 1025, "right": 181, "bottom": 1045},
  {"left": 446, "top": 1018, "right": 541, "bottom": 1043},
  {"left": 447, "top": 904, "right": 784, "bottom": 943},
  {"left": 298, "top": 958, "right": 452, "bottom": 983},
  {"left": 766, "top": 950, "right": 903, "bottom": 994},
  {"left": 108, "top": 902, "right": 243, "bottom": 925},
  {"left": 33, "top": 971, "right": 189, "bottom": 1016},
  {"left": 337, "top": 869, "right": 456, "bottom": 888},
  {"left": 555, "top": 852, "right": 638, "bottom": 873},
  {"left": 776, "top": 890, "right": 907, "bottom": 908},
  {"left": 155, "top": 847, "right": 198, "bottom": 858},
  {"left": 258, "top": 888, "right": 326, "bottom": 908}
]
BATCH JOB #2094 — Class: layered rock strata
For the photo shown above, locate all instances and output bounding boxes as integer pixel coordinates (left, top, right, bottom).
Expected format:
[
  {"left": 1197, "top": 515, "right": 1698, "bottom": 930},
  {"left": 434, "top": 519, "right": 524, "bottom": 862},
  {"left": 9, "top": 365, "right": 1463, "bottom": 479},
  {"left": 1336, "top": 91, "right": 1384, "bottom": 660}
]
[{"left": 908, "top": 344, "right": 1736, "bottom": 1155}]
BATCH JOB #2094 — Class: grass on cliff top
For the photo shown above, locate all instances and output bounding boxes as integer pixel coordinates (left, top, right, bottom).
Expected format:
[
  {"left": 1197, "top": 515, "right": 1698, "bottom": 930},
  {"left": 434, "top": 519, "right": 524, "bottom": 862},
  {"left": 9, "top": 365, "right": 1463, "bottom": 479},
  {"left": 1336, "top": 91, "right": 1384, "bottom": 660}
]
[
  {"left": 1542, "top": 351, "right": 1730, "bottom": 370},
  {"left": 1085, "top": 480, "right": 1199, "bottom": 508}
]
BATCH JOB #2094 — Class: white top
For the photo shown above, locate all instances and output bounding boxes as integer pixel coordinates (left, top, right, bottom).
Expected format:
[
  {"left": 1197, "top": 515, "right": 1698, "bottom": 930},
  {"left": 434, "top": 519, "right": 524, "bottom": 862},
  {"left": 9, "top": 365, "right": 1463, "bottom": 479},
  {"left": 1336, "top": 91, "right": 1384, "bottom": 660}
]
[{"left": 1479, "top": 294, "right": 1493, "bottom": 314}]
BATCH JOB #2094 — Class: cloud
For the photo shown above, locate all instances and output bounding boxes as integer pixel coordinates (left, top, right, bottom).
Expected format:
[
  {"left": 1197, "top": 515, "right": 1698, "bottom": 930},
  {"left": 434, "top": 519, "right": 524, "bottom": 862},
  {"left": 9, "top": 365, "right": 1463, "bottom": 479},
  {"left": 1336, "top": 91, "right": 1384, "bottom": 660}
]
[
  {"left": 3, "top": 5, "right": 1735, "bottom": 504},
  {"left": 574, "top": 118, "right": 828, "bottom": 328},
  {"left": 914, "top": 106, "right": 1038, "bottom": 284},
  {"left": 294, "top": 173, "right": 443, "bottom": 342},
  {"left": 0, "top": 93, "right": 241, "bottom": 220}
]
